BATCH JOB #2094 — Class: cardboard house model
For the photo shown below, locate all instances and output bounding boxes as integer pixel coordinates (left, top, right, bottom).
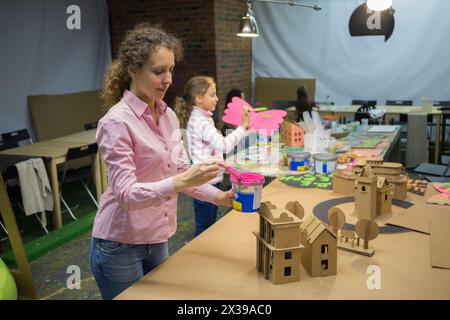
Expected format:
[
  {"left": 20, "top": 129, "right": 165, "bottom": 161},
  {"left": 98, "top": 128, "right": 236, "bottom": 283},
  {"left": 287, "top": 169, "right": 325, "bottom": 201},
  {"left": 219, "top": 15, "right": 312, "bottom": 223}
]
[
  {"left": 253, "top": 201, "right": 303, "bottom": 285},
  {"left": 299, "top": 215, "right": 337, "bottom": 277},
  {"left": 354, "top": 166, "right": 394, "bottom": 220},
  {"left": 333, "top": 157, "right": 407, "bottom": 200},
  {"left": 353, "top": 158, "right": 407, "bottom": 199},
  {"left": 280, "top": 120, "right": 304, "bottom": 147}
]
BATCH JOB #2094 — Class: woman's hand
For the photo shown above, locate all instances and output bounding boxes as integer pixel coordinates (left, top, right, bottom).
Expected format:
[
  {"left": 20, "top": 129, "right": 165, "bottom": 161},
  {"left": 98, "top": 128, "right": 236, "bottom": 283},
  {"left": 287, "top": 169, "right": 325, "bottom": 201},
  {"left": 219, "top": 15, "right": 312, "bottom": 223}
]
[
  {"left": 215, "top": 189, "right": 234, "bottom": 207},
  {"left": 173, "top": 160, "right": 220, "bottom": 192},
  {"left": 240, "top": 106, "right": 251, "bottom": 129}
]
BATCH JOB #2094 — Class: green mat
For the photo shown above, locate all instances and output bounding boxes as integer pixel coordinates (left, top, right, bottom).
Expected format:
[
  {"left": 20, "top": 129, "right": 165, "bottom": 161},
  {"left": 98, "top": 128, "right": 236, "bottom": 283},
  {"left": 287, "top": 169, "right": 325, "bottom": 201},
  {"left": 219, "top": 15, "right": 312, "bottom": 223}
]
[{"left": 1, "top": 211, "right": 96, "bottom": 269}]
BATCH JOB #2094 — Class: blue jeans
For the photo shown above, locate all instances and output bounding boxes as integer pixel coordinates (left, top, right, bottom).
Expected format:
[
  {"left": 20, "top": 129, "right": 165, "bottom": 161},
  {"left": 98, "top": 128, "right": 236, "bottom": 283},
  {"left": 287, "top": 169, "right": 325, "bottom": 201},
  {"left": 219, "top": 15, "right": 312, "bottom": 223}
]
[
  {"left": 193, "top": 183, "right": 221, "bottom": 237},
  {"left": 90, "top": 237, "right": 168, "bottom": 300}
]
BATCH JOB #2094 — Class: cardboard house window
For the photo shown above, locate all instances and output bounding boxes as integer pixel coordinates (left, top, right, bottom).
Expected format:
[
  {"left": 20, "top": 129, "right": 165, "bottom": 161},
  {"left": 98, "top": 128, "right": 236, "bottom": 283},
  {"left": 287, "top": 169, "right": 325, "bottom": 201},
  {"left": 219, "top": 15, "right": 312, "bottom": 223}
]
[
  {"left": 321, "top": 244, "right": 328, "bottom": 254},
  {"left": 362, "top": 186, "right": 366, "bottom": 192},
  {"left": 285, "top": 251, "right": 292, "bottom": 260},
  {"left": 321, "top": 260, "right": 328, "bottom": 270},
  {"left": 385, "top": 194, "right": 388, "bottom": 200},
  {"left": 284, "top": 266, "right": 291, "bottom": 276}
]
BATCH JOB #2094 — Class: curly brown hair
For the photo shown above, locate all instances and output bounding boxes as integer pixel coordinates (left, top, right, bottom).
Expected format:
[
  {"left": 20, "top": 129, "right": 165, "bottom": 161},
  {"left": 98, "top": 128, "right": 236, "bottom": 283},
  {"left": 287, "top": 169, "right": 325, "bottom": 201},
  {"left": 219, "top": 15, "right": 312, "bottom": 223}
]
[
  {"left": 174, "top": 76, "right": 215, "bottom": 129},
  {"left": 101, "top": 23, "right": 183, "bottom": 109}
]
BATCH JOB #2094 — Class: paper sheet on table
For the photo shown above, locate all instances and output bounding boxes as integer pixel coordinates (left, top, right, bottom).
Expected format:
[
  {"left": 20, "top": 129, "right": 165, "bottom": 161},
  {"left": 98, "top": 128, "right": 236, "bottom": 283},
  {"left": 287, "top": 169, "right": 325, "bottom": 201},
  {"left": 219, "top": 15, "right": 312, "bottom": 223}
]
[
  {"left": 367, "top": 125, "right": 400, "bottom": 133},
  {"left": 430, "top": 214, "right": 450, "bottom": 269}
]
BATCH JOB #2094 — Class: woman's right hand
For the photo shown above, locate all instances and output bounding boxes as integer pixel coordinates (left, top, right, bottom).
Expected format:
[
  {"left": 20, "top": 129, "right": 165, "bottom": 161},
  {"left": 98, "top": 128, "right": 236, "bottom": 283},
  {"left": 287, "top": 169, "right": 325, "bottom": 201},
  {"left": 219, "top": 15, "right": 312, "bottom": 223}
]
[
  {"left": 173, "top": 160, "right": 220, "bottom": 192},
  {"left": 240, "top": 106, "right": 251, "bottom": 129}
]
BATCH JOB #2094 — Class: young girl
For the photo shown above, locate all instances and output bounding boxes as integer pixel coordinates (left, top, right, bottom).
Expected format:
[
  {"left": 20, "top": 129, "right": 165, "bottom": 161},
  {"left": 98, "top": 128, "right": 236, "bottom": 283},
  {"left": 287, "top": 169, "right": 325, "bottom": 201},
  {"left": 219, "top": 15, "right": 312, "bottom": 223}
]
[{"left": 174, "top": 76, "right": 250, "bottom": 236}]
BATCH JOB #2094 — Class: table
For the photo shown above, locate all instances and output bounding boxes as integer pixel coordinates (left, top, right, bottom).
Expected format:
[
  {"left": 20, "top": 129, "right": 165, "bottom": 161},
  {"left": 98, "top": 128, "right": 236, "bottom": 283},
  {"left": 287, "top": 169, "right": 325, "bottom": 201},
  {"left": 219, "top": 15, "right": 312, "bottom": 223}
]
[
  {"left": 0, "top": 129, "right": 104, "bottom": 229},
  {"left": 116, "top": 179, "right": 450, "bottom": 300},
  {"left": 312, "top": 105, "right": 442, "bottom": 163},
  {"left": 224, "top": 126, "right": 401, "bottom": 177}
]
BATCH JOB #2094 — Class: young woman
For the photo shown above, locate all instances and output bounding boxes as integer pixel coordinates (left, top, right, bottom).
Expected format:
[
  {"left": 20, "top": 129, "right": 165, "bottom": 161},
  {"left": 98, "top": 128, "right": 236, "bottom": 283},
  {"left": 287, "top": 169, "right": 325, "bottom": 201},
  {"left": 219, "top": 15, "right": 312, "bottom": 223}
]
[
  {"left": 90, "top": 24, "right": 233, "bottom": 300},
  {"left": 174, "top": 76, "right": 250, "bottom": 237}
]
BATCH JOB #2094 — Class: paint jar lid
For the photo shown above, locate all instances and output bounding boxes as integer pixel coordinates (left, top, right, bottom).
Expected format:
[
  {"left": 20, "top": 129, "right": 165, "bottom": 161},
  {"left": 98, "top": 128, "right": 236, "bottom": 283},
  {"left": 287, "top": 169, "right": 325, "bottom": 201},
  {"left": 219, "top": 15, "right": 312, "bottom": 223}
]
[
  {"left": 230, "top": 172, "right": 265, "bottom": 186},
  {"left": 314, "top": 153, "right": 338, "bottom": 161},
  {"left": 287, "top": 151, "right": 311, "bottom": 159}
]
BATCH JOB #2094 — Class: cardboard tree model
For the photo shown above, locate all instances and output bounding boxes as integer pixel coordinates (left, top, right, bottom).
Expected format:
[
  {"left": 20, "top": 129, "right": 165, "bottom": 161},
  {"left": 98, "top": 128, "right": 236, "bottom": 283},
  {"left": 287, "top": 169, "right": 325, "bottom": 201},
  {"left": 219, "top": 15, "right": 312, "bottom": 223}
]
[
  {"left": 280, "top": 121, "right": 304, "bottom": 147},
  {"left": 355, "top": 219, "right": 379, "bottom": 251},
  {"left": 253, "top": 201, "right": 304, "bottom": 285},
  {"left": 354, "top": 166, "right": 394, "bottom": 221},
  {"left": 300, "top": 215, "right": 337, "bottom": 277},
  {"left": 328, "top": 206, "right": 379, "bottom": 257}
]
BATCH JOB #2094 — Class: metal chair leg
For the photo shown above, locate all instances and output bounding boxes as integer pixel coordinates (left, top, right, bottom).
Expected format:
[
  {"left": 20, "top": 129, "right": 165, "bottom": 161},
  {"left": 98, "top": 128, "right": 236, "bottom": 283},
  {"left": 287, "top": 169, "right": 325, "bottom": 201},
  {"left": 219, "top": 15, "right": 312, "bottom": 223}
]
[
  {"left": 59, "top": 195, "right": 77, "bottom": 221},
  {"left": 0, "top": 220, "right": 7, "bottom": 234},
  {"left": 81, "top": 180, "right": 98, "bottom": 208},
  {"left": 33, "top": 213, "right": 49, "bottom": 234},
  {"left": 0, "top": 220, "right": 8, "bottom": 241}
]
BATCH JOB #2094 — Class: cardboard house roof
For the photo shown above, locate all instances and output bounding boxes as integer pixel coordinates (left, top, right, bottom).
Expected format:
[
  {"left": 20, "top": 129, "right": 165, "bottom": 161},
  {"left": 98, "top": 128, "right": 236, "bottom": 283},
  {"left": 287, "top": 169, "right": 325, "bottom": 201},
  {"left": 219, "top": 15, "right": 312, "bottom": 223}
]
[
  {"left": 259, "top": 202, "right": 302, "bottom": 225},
  {"left": 355, "top": 159, "right": 403, "bottom": 170},
  {"left": 300, "top": 215, "right": 336, "bottom": 244},
  {"left": 334, "top": 170, "right": 359, "bottom": 180},
  {"left": 377, "top": 177, "right": 389, "bottom": 189}
]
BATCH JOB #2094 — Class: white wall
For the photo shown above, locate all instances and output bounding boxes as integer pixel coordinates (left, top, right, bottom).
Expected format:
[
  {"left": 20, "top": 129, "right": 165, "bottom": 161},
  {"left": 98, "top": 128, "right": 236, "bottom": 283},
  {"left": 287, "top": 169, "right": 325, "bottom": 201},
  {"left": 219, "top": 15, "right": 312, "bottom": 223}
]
[
  {"left": 0, "top": 0, "right": 111, "bottom": 140},
  {"left": 252, "top": 0, "right": 450, "bottom": 105}
]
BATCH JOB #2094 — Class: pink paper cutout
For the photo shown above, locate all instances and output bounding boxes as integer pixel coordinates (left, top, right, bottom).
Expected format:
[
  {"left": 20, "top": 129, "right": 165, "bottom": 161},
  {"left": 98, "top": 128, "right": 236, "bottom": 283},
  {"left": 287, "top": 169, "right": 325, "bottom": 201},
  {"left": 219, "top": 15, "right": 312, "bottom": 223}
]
[
  {"left": 427, "top": 182, "right": 450, "bottom": 206},
  {"left": 427, "top": 193, "right": 450, "bottom": 206},
  {"left": 433, "top": 183, "right": 450, "bottom": 194},
  {"left": 351, "top": 149, "right": 383, "bottom": 157},
  {"left": 222, "top": 97, "right": 286, "bottom": 136}
]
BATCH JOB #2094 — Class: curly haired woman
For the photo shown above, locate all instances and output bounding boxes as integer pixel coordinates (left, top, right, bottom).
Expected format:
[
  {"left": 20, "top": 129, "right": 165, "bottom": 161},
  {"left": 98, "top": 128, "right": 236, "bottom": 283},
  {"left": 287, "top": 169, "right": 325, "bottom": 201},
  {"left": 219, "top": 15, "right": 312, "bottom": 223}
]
[{"left": 90, "top": 24, "right": 233, "bottom": 300}]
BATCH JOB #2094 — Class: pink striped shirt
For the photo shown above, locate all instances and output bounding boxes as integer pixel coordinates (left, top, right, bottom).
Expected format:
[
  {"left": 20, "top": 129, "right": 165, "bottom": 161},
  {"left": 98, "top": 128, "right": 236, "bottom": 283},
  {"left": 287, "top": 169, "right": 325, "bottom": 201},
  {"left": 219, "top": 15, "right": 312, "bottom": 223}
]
[
  {"left": 92, "top": 90, "right": 220, "bottom": 244},
  {"left": 186, "top": 106, "right": 246, "bottom": 184}
]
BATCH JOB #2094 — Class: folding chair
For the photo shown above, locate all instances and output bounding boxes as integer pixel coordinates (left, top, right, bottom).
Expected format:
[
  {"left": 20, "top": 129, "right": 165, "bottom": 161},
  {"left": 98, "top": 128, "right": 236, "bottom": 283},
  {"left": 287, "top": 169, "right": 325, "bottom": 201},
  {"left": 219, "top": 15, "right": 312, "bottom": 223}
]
[
  {"left": 386, "top": 99, "right": 412, "bottom": 124},
  {"left": 59, "top": 143, "right": 99, "bottom": 220},
  {"left": 352, "top": 100, "right": 377, "bottom": 106},
  {"left": 2, "top": 164, "right": 48, "bottom": 234},
  {"left": 84, "top": 122, "right": 98, "bottom": 131},
  {"left": 1, "top": 129, "right": 33, "bottom": 148}
]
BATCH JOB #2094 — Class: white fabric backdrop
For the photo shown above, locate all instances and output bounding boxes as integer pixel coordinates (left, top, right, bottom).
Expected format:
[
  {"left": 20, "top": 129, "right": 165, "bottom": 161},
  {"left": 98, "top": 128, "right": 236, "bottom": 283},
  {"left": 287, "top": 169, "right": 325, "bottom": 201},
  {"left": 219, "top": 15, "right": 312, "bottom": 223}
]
[
  {"left": 252, "top": 0, "right": 450, "bottom": 105},
  {"left": 0, "top": 0, "right": 111, "bottom": 139}
]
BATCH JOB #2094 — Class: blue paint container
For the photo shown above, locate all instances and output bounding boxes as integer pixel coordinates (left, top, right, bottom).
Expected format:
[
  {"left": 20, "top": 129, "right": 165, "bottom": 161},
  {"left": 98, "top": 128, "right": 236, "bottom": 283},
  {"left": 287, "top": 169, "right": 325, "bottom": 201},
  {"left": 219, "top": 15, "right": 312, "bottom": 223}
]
[
  {"left": 287, "top": 151, "right": 311, "bottom": 171},
  {"left": 313, "top": 153, "right": 338, "bottom": 174}
]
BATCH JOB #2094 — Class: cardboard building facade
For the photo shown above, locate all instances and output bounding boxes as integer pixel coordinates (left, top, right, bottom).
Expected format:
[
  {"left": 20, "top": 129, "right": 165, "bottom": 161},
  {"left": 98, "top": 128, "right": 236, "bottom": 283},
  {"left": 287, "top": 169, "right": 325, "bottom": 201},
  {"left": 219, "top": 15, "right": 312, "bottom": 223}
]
[
  {"left": 354, "top": 166, "right": 394, "bottom": 220},
  {"left": 299, "top": 215, "right": 337, "bottom": 277},
  {"left": 352, "top": 158, "right": 407, "bottom": 200},
  {"left": 254, "top": 202, "right": 303, "bottom": 284},
  {"left": 333, "top": 158, "right": 407, "bottom": 200},
  {"left": 280, "top": 121, "right": 304, "bottom": 147}
]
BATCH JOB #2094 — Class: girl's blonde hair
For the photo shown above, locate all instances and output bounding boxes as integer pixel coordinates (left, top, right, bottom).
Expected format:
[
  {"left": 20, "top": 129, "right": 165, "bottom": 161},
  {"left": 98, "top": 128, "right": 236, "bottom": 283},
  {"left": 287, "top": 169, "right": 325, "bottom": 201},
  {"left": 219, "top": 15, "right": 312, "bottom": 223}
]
[
  {"left": 174, "top": 76, "right": 215, "bottom": 128},
  {"left": 101, "top": 23, "right": 183, "bottom": 109}
]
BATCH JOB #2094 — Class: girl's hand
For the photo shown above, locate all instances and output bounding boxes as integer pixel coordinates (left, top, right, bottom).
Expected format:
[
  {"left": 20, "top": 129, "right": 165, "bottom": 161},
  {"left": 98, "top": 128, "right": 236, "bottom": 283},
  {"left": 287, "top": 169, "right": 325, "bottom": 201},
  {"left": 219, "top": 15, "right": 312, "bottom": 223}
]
[
  {"left": 215, "top": 189, "right": 234, "bottom": 207},
  {"left": 240, "top": 106, "right": 251, "bottom": 129}
]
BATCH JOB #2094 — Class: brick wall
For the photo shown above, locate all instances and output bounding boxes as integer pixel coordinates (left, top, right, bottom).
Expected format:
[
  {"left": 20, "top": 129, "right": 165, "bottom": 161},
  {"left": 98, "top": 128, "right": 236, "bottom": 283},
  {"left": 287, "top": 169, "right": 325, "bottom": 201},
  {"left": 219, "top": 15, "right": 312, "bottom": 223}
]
[
  {"left": 214, "top": 0, "right": 252, "bottom": 121},
  {"left": 107, "top": 0, "right": 252, "bottom": 119}
]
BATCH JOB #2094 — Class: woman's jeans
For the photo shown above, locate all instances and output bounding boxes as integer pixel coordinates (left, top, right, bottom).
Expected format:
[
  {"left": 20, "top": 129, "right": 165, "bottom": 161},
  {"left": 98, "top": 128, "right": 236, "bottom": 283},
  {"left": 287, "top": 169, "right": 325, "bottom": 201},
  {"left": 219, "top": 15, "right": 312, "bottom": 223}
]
[{"left": 90, "top": 237, "right": 168, "bottom": 300}]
